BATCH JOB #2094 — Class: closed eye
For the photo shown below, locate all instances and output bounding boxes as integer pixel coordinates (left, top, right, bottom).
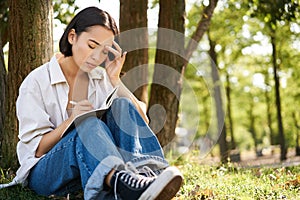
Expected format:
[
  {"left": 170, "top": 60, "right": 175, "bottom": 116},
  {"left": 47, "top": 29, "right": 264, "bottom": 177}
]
[
  {"left": 88, "top": 41, "right": 97, "bottom": 49},
  {"left": 88, "top": 44, "right": 96, "bottom": 49}
]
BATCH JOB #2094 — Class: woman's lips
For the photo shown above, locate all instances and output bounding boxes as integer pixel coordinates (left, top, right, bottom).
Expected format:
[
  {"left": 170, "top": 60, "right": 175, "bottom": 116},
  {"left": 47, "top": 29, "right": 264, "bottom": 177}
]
[{"left": 86, "top": 62, "right": 97, "bottom": 69}]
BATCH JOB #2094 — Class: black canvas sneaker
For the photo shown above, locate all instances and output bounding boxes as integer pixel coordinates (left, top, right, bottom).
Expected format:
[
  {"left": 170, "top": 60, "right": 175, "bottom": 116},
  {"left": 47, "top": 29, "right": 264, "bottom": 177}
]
[{"left": 111, "top": 166, "right": 183, "bottom": 200}]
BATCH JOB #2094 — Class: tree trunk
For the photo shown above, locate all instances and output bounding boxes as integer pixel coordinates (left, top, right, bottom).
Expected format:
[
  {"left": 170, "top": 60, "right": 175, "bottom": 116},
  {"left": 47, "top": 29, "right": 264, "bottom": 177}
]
[
  {"left": 148, "top": 0, "right": 185, "bottom": 147},
  {"left": 292, "top": 112, "right": 300, "bottom": 156},
  {"left": 1, "top": 0, "right": 53, "bottom": 169},
  {"left": 264, "top": 72, "right": 275, "bottom": 145},
  {"left": 271, "top": 34, "right": 286, "bottom": 161},
  {"left": 248, "top": 99, "right": 259, "bottom": 156},
  {"left": 226, "top": 72, "right": 236, "bottom": 150},
  {"left": 208, "top": 33, "right": 228, "bottom": 162},
  {"left": 119, "top": 0, "right": 148, "bottom": 104},
  {"left": 0, "top": 37, "right": 5, "bottom": 142}
]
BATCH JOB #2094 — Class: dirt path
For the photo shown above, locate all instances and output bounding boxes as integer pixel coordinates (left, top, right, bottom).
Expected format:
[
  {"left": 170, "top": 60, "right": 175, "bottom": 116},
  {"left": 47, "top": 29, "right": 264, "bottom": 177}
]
[
  {"left": 197, "top": 148, "right": 300, "bottom": 168},
  {"left": 237, "top": 150, "right": 300, "bottom": 168}
]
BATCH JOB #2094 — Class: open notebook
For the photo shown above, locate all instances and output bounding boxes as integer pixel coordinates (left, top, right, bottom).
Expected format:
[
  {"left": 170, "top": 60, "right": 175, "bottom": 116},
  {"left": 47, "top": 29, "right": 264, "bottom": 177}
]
[{"left": 61, "top": 86, "right": 119, "bottom": 137}]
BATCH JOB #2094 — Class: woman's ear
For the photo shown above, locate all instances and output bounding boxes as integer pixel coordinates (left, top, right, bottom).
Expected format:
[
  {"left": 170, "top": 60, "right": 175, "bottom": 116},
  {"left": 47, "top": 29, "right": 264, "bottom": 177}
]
[{"left": 68, "top": 29, "right": 76, "bottom": 45}]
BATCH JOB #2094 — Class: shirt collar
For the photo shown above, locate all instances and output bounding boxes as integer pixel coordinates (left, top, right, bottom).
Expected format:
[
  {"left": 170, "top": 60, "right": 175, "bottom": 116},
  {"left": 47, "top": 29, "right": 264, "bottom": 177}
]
[
  {"left": 49, "top": 55, "right": 66, "bottom": 85},
  {"left": 49, "top": 55, "right": 104, "bottom": 85}
]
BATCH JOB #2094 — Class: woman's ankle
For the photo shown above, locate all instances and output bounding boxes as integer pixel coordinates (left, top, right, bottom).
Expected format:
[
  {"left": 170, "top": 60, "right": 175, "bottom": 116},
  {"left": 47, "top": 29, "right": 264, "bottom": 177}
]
[{"left": 105, "top": 169, "right": 116, "bottom": 187}]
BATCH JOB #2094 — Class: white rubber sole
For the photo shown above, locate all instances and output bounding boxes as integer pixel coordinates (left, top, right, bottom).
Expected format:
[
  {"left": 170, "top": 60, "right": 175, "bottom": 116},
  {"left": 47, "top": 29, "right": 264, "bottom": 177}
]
[{"left": 138, "top": 166, "right": 183, "bottom": 200}]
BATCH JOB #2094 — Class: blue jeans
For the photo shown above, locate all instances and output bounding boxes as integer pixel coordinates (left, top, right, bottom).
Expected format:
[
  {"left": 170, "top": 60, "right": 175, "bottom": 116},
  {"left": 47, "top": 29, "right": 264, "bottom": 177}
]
[{"left": 28, "top": 98, "right": 168, "bottom": 199}]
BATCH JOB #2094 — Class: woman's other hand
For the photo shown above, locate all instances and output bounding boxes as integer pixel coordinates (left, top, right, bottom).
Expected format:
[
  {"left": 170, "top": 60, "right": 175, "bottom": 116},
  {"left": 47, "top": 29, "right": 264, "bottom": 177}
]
[{"left": 104, "top": 40, "right": 127, "bottom": 86}]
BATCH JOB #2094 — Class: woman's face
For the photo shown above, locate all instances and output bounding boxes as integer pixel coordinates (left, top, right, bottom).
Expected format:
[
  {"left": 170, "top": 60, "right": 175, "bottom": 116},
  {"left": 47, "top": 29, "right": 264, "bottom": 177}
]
[{"left": 69, "top": 25, "right": 114, "bottom": 72}]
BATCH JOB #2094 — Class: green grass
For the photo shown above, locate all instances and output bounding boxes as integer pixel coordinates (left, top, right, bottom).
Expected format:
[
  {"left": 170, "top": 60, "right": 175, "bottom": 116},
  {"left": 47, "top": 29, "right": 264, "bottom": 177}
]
[
  {"left": 171, "top": 153, "right": 300, "bottom": 199},
  {"left": 0, "top": 153, "right": 300, "bottom": 199}
]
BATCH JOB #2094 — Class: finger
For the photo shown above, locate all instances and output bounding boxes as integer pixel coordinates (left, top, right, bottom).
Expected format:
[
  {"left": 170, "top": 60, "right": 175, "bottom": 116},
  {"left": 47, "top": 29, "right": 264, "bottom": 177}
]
[
  {"left": 121, "top": 51, "right": 127, "bottom": 58},
  {"left": 104, "top": 57, "right": 110, "bottom": 66},
  {"left": 112, "top": 40, "right": 122, "bottom": 53},
  {"left": 75, "top": 104, "right": 90, "bottom": 110},
  {"left": 75, "top": 100, "right": 94, "bottom": 110},
  {"left": 119, "top": 51, "right": 127, "bottom": 66},
  {"left": 77, "top": 100, "right": 92, "bottom": 105},
  {"left": 105, "top": 45, "right": 121, "bottom": 59}
]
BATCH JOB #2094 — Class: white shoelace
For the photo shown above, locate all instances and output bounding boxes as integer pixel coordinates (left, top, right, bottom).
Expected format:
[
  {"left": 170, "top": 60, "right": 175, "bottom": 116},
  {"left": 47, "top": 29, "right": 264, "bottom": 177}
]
[{"left": 139, "top": 166, "right": 158, "bottom": 178}]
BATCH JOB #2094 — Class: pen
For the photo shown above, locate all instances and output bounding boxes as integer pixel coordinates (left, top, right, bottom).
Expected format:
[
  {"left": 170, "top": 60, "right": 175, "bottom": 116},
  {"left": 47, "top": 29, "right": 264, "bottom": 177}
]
[{"left": 69, "top": 101, "right": 77, "bottom": 105}]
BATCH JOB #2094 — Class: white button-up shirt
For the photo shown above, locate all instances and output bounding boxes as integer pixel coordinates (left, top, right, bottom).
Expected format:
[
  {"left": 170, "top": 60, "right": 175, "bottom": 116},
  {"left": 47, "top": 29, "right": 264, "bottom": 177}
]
[{"left": 10, "top": 55, "right": 114, "bottom": 186}]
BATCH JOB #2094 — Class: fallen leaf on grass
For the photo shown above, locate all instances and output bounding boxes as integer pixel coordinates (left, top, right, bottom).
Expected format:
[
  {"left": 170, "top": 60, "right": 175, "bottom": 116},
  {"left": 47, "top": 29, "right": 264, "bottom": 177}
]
[
  {"left": 188, "top": 184, "right": 215, "bottom": 199},
  {"left": 253, "top": 168, "right": 262, "bottom": 178},
  {"left": 284, "top": 175, "right": 300, "bottom": 189}
]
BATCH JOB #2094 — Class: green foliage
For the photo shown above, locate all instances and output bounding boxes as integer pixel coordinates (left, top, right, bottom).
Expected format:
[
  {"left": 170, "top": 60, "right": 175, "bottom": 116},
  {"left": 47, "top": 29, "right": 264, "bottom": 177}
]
[
  {"left": 53, "top": 0, "right": 79, "bottom": 25},
  {"left": 149, "top": 0, "right": 159, "bottom": 9},
  {"left": 183, "top": 0, "right": 300, "bottom": 152},
  {"left": 181, "top": 62, "right": 212, "bottom": 140},
  {"left": 247, "top": 0, "right": 300, "bottom": 30},
  {"left": 185, "top": 1, "right": 204, "bottom": 37}
]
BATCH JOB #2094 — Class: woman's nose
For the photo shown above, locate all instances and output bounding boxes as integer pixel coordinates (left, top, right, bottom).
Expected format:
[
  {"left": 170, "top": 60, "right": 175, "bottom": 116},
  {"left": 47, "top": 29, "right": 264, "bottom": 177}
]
[{"left": 91, "top": 48, "right": 101, "bottom": 62}]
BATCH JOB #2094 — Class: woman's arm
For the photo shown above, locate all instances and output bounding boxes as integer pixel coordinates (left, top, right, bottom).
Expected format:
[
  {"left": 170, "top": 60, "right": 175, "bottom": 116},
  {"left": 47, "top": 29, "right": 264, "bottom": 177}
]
[
  {"left": 35, "top": 117, "right": 74, "bottom": 157},
  {"left": 35, "top": 100, "right": 94, "bottom": 157}
]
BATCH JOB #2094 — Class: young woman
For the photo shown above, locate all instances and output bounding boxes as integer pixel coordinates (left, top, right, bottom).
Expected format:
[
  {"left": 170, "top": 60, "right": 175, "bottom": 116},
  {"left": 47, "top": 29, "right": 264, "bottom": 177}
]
[{"left": 8, "top": 6, "right": 183, "bottom": 200}]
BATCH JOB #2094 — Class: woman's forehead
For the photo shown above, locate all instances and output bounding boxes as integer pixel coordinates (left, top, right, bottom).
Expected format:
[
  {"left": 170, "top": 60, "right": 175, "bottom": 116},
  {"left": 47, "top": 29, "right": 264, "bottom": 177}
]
[{"left": 82, "top": 25, "right": 114, "bottom": 45}]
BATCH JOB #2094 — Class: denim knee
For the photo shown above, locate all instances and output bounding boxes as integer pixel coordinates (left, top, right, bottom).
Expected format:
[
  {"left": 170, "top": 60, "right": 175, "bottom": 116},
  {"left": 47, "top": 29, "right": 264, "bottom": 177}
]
[
  {"left": 76, "top": 116, "right": 112, "bottom": 139},
  {"left": 77, "top": 116, "right": 100, "bottom": 130},
  {"left": 111, "top": 97, "right": 132, "bottom": 108},
  {"left": 109, "top": 97, "right": 146, "bottom": 127}
]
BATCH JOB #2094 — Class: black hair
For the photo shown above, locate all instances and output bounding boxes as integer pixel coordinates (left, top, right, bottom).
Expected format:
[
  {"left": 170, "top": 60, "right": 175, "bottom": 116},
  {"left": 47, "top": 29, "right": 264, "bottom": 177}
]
[{"left": 59, "top": 7, "right": 119, "bottom": 57}]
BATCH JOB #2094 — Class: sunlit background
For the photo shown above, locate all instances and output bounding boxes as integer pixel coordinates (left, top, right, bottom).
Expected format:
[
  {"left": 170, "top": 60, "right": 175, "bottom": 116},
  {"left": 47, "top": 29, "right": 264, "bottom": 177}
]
[{"left": 2, "top": 0, "right": 300, "bottom": 159}]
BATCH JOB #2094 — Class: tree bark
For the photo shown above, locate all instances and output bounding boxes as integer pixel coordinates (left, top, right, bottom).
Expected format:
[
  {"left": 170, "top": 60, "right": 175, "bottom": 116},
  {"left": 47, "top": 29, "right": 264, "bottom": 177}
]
[
  {"left": 1, "top": 0, "right": 53, "bottom": 169},
  {"left": 148, "top": 0, "right": 185, "bottom": 147},
  {"left": 271, "top": 34, "right": 286, "bottom": 161},
  {"left": 208, "top": 32, "right": 228, "bottom": 162},
  {"left": 119, "top": 0, "right": 148, "bottom": 103},
  {"left": 0, "top": 37, "right": 5, "bottom": 143},
  {"left": 0, "top": 0, "right": 8, "bottom": 142}
]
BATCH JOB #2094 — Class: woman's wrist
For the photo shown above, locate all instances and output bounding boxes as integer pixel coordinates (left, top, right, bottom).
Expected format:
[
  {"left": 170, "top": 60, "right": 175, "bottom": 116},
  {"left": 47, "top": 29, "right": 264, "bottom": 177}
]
[{"left": 110, "top": 77, "right": 121, "bottom": 87}]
